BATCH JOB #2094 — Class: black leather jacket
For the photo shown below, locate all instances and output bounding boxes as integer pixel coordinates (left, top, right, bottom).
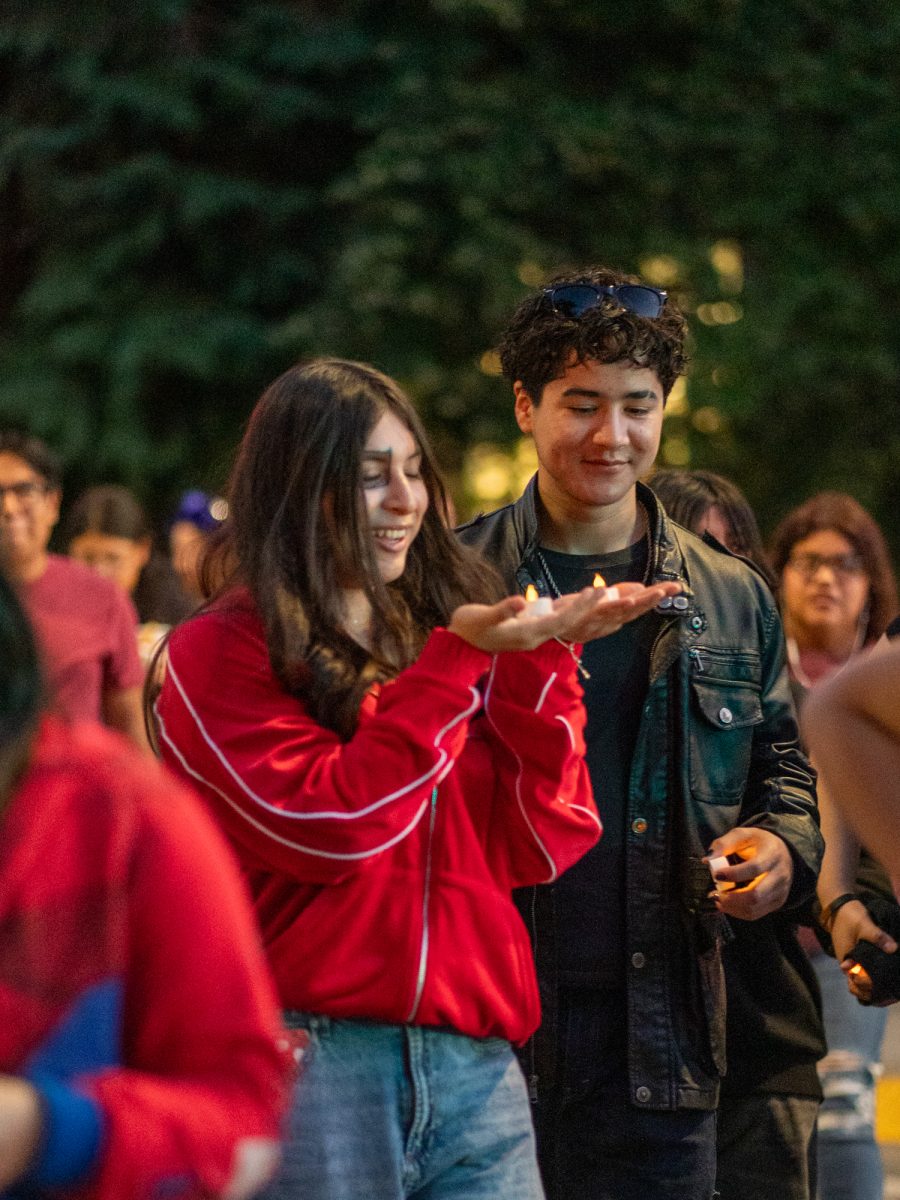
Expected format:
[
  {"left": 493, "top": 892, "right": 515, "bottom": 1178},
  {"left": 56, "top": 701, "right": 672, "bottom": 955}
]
[{"left": 458, "top": 477, "right": 822, "bottom": 1110}]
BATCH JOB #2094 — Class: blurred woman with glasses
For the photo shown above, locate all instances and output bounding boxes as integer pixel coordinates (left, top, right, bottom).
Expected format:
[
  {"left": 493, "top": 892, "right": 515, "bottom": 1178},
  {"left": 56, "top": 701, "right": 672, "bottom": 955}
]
[{"left": 771, "top": 491, "right": 899, "bottom": 1200}]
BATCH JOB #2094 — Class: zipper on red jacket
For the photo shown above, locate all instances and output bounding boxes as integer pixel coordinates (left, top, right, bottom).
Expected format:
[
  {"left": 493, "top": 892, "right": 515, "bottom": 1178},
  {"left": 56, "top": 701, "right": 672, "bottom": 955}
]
[
  {"left": 406, "top": 787, "right": 439, "bottom": 1023},
  {"left": 528, "top": 885, "right": 539, "bottom": 1103}
]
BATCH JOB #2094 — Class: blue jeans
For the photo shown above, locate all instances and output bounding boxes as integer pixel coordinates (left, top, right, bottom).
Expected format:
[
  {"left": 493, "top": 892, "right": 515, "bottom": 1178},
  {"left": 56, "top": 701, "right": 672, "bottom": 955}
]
[
  {"left": 814, "top": 951, "right": 887, "bottom": 1200},
  {"left": 532, "top": 988, "right": 718, "bottom": 1200},
  {"left": 261, "top": 1014, "right": 545, "bottom": 1200}
]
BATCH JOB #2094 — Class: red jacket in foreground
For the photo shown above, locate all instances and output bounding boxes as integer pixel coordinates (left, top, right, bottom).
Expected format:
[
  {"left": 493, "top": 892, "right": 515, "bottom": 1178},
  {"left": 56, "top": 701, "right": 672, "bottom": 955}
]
[
  {"left": 156, "top": 596, "right": 602, "bottom": 1045},
  {"left": 0, "top": 718, "right": 287, "bottom": 1200}
]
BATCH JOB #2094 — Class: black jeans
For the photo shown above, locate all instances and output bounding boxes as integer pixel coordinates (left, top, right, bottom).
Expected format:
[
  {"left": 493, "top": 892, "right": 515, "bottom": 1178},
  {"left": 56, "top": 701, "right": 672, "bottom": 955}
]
[
  {"left": 717, "top": 1091, "right": 818, "bottom": 1200},
  {"left": 532, "top": 987, "right": 718, "bottom": 1200}
]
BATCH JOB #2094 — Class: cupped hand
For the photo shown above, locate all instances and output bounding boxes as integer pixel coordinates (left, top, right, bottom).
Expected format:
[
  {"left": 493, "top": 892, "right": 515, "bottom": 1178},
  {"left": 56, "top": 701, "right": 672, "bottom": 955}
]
[
  {"left": 448, "top": 596, "right": 564, "bottom": 653},
  {"left": 705, "top": 827, "right": 794, "bottom": 920},
  {"left": 448, "top": 580, "right": 683, "bottom": 655},
  {"left": 551, "top": 580, "right": 683, "bottom": 644}
]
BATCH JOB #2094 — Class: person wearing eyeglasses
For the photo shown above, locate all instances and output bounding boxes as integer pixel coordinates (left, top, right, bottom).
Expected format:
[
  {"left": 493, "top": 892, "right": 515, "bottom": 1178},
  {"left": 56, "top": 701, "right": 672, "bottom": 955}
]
[
  {"left": 770, "top": 491, "right": 899, "bottom": 1200},
  {"left": 458, "top": 266, "right": 822, "bottom": 1200},
  {"left": 0, "top": 431, "right": 147, "bottom": 750}
]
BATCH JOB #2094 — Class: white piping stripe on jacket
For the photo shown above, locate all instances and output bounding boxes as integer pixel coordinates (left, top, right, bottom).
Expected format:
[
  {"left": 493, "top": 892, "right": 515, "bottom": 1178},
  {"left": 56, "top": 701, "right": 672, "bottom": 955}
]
[
  {"left": 482, "top": 657, "right": 559, "bottom": 883},
  {"left": 156, "top": 708, "right": 432, "bottom": 861},
  {"left": 534, "top": 673, "right": 556, "bottom": 714},
  {"left": 555, "top": 711, "right": 577, "bottom": 751},
  {"left": 164, "top": 657, "right": 481, "bottom": 822},
  {"left": 552, "top": 717, "right": 601, "bottom": 828}
]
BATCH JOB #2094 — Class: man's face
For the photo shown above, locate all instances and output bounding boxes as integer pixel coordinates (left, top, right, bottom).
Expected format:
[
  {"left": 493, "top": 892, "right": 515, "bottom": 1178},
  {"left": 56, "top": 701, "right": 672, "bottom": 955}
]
[
  {"left": 514, "top": 357, "right": 665, "bottom": 518},
  {"left": 0, "top": 452, "right": 60, "bottom": 577}
]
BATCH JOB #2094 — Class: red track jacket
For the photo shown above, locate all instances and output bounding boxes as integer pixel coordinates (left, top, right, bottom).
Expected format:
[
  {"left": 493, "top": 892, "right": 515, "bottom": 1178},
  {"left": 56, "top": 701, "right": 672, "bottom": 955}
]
[
  {"left": 0, "top": 718, "right": 287, "bottom": 1200},
  {"left": 156, "top": 596, "right": 601, "bottom": 1045}
]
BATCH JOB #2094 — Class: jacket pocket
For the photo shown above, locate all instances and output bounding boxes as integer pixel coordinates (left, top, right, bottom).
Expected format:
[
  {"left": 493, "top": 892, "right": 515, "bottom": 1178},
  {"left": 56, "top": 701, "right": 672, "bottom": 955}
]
[{"left": 689, "top": 678, "right": 763, "bottom": 804}]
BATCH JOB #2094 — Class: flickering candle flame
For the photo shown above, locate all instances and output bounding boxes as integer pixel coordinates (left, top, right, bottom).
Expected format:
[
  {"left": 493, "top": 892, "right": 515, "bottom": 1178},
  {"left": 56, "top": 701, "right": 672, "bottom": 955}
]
[
  {"left": 593, "top": 570, "right": 620, "bottom": 603},
  {"left": 522, "top": 583, "right": 554, "bottom": 616}
]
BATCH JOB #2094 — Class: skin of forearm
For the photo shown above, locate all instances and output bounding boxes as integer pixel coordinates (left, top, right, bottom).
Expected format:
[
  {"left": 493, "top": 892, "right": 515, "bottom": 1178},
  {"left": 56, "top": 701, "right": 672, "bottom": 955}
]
[
  {"left": 815, "top": 774, "right": 862, "bottom": 905},
  {"left": 805, "top": 695, "right": 900, "bottom": 882}
]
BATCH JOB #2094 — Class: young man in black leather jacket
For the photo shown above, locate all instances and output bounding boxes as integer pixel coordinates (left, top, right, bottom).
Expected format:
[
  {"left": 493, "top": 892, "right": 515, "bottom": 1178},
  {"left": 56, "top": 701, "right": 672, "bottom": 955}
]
[{"left": 458, "top": 267, "right": 823, "bottom": 1200}]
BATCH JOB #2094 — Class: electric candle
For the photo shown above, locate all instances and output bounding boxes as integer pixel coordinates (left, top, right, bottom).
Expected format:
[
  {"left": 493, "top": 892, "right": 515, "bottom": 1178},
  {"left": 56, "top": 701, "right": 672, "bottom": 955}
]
[
  {"left": 707, "top": 854, "right": 735, "bottom": 893},
  {"left": 523, "top": 583, "right": 554, "bottom": 616},
  {"left": 592, "top": 572, "right": 620, "bottom": 603}
]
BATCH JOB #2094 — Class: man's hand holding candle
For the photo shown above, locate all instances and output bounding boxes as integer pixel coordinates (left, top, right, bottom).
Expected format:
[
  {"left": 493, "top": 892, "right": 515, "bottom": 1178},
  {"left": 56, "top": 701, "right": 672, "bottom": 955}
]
[{"left": 704, "top": 827, "right": 794, "bottom": 920}]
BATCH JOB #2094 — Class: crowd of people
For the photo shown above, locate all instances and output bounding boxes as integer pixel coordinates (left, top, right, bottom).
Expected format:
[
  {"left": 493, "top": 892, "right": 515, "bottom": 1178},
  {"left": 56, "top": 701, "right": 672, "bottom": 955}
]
[{"left": 1, "top": 264, "right": 899, "bottom": 1200}]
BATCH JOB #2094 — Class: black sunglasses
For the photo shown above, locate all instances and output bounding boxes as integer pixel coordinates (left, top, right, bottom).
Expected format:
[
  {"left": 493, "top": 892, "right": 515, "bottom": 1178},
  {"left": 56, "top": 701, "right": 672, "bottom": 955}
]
[{"left": 543, "top": 283, "right": 667, "bottom": 319}]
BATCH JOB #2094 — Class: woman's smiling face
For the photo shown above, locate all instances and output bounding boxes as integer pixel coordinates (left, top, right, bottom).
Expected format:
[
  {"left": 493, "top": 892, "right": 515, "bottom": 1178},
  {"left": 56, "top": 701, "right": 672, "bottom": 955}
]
[{"left": 360, "top": 410, "right": 429, "bottom": 584}]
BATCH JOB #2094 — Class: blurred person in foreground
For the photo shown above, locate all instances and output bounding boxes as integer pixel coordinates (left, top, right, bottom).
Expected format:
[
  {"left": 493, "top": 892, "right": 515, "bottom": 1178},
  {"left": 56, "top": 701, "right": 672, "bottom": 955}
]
[
  {"left": 63, "top": 484, "right": 194, "bottom": 668},
  {"left": 770, "top": 491, "right": 899, "bottom": 1200},
  {"left": 804, "top": 639, "right": 900, "bottom": 887},
  {"left": 152, "top": 357, "right": 679, "bottom": 1200},
  {"left": 458, "top": 266, "right": 822, "bottom": 1200},
  {"left": 649, "top": 468, "right": 825, "bottom": 1200},
  {"left": 0, "top": 562, "right": 287, "bottom": 1199},
  {"left": 0, "top": 432, "right": 146, "bottom": 749}
]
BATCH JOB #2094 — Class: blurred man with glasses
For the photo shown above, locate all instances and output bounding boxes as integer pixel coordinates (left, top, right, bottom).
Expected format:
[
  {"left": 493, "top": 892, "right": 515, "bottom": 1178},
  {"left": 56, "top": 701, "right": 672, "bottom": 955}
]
[
  {"left": 459, "top": 266, "right": 822, "bottom": 1200},
  {"left": 0, "top": 431, "right": 147, "bottom": 749}
]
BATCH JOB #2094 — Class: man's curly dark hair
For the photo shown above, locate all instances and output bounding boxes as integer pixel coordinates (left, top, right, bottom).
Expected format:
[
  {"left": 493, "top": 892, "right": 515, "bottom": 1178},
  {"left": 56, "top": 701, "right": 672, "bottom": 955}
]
[{"left": 497, "top": 265, "right": 688, "bottom": 402}]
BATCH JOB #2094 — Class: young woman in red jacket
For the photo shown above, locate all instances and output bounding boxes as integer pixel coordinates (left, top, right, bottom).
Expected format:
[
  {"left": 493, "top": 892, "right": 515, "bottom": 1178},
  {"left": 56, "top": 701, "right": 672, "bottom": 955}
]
[{"left": 154, "top": 357, "right": 678, "bottom": 1200}]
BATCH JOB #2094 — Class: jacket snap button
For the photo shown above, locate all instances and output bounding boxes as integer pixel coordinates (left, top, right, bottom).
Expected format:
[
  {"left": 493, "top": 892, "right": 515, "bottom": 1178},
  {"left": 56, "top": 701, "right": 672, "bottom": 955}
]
[
  {"left": 691, "top": 615, "right": 703, "bottom": 630},
  {"left": 718, "top": 707, "right": 734, "bottom": 725},
  {"left": 636, "top": 1086, "right": 651, "bottom": 1103},
  {"left": 631, "top": 952, "right": 646, "bottom": 969},
  {"left": 631, "top": 817, "right": 648, "bottom": 835}
]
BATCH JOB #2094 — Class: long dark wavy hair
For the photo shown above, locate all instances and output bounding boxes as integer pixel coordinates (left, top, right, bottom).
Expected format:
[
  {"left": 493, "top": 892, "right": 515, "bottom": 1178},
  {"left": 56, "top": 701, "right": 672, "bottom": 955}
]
[
  {"left": 190, "top": 358, "right": 502, "bottom": 740},
  {"left": 769, "top": 491, "right": 898, "bottom": 645}
]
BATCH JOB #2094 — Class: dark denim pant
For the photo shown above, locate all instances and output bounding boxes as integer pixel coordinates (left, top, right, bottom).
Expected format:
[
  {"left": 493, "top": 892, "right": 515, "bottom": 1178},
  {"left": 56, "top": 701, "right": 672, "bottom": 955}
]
[
  {"left": 717, "top": 1091, "right": 819, "bottom": 1200},
  {"left": 260, "top": 1014, "right": 545, "bottom": 1200},
  {"left": 532, "top": 987, "right": 717, "bottom": 1200}
]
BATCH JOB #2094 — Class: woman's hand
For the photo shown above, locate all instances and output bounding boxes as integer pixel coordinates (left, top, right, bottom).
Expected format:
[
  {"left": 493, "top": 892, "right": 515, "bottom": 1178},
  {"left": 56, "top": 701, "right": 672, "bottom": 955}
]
[
  {"left": 551, "top": 581, "right": 682, "bottom": 644},
  {"left": 448, "top": 581, "right": 683, "bottom": 655},
  {"left": 0, "top": 1076, "right": 42, "bottom": 1190}
]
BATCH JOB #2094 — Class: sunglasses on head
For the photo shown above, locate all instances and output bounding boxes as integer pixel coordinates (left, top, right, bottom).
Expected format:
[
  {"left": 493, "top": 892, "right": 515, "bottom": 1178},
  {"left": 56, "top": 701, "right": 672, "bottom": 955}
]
[{"left": 543, "top": 283, "right": 667, "bottom": 320}]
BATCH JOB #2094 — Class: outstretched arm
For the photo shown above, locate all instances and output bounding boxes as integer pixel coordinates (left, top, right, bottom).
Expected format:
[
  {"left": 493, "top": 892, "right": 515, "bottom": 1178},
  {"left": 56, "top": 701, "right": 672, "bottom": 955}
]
[{"left": 803, "top": 641, "right": 900, "bottom": 882}]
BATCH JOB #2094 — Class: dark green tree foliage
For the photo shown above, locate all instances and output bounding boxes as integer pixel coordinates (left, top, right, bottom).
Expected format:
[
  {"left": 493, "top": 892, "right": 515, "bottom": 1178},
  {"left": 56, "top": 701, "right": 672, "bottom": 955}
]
[{"left": 2, "top": 0, "right": 900, "bottom": 551}]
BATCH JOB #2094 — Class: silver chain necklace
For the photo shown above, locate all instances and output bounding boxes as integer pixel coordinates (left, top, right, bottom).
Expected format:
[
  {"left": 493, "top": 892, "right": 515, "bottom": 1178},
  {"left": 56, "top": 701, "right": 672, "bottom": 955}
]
[{"left": 534, "top": 505, "right": 653, "bottom": 598}]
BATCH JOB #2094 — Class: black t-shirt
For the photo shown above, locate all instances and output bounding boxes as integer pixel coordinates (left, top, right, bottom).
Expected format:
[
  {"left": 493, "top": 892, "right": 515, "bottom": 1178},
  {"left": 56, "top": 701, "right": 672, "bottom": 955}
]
[{"left": 536, "top": 539, "right": 658, "bottom": 986}]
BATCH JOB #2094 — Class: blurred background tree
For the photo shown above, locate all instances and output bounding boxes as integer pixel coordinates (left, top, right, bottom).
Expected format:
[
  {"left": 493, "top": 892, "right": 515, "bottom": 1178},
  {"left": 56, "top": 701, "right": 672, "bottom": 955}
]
[{"left": 1, "top": 0, "right": 899, "bottom": 551}]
